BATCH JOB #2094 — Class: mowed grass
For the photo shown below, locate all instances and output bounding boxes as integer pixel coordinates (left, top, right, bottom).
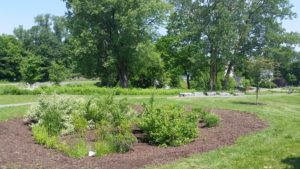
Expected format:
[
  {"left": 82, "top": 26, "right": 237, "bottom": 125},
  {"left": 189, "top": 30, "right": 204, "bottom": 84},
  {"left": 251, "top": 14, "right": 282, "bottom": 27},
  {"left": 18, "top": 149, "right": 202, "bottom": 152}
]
[
  {"left": 0, "top": 105, "right": 30, "bottom": 121},
  {"left": 149, "top": 94, "right": 300, "bottom": 169},
  {"left": 0, "top": 95, "right": 38, "bottom": 104},
  {"left": 0, "top": 94, "right": 299, "bottom": 168}
]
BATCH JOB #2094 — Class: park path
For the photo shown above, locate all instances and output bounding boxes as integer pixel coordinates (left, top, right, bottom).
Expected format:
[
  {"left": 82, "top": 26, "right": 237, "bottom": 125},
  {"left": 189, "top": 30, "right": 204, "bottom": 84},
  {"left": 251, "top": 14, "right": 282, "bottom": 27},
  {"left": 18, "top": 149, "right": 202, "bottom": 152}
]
[{"left": 0, "top": 102, "right": 36, "bottom": 108}]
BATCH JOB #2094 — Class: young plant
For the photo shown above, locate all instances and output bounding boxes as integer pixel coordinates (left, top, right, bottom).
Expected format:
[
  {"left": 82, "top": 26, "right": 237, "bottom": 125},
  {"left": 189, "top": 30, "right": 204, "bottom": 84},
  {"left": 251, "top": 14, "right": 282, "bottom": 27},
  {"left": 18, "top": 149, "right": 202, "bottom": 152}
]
[{"left": 203, "top": 113, "right": 220, "bottom": 127}]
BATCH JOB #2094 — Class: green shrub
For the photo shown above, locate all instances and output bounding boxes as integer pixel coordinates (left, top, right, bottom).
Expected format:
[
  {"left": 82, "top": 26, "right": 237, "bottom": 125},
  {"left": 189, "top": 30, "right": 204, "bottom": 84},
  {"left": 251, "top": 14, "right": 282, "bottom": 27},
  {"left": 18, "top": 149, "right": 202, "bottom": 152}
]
[
  {"left": 45, "top": 136, "right": 59, "bottom": 149},
  {"left": 0, "top": 85, "right": 41, "bottom": 95},
  {"left": 0, "top": 84, "right": 196, "bottom": 96},
  {"left": 260, "top": 81, "right": 277, "bottom": 88},
  {"left": 96, "top": 123, "right": 114, "bottom": 141},
  {"left": 241, "top": 78, "right": 251, "bottom": 90},
  {"left": 41, "top": 109, "right": 64, "bottom": 136},
  {"left": 61, "top": 140, "right": 88, "bottom": 158},
  {"left": 32, "top": 125, "right": 58, "bottom": 148},
  {"left": 72, "top": 113, "right": 88, "bottom": 136},
  {"left": 228, "top": 77, "right": 237, "bottom": 90},
  {"left": 95, "top": 141, "right": 115, "bottom": 157},
  {"left": 192, "top": 108, "right": 208, "bottom": 119},
  {"left": 203, "top": 113, "right": 220, "bottom": 127},
  {"left": 113, "top": 122, "right": 137, "bottom": 153},
  {"left": 84, "top": 98, "right": 108, "bottom": 123},
  {"left": 26, "top": 94, "right": 85, "bottom": 135},
  {"left": 139, "top": 103, "right": 199, "bottom": 146},
  {"left": 32, "top": 125, "right": 48, "bottom": 145},
  {"left": 28, "top": 94, "right": 136, "bottom": 157}
]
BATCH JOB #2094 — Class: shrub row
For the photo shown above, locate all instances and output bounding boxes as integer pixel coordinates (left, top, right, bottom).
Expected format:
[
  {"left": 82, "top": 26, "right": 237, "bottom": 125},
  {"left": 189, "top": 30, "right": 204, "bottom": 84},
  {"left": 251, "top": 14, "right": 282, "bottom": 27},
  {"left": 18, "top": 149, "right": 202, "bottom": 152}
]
[
  {"left": 0, "top": 85, "right": 195, "bottom": 95},
  {"left": 27, "top": 94, "right": 220, "bottom": 158}
]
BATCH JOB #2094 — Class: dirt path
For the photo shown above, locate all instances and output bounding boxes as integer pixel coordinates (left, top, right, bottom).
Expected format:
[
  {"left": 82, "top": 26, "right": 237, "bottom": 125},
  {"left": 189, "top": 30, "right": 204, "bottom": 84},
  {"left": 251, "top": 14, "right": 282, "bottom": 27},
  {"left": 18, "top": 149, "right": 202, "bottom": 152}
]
[{"left": 0, "top": 110, "right": 267, "bottom": 169}]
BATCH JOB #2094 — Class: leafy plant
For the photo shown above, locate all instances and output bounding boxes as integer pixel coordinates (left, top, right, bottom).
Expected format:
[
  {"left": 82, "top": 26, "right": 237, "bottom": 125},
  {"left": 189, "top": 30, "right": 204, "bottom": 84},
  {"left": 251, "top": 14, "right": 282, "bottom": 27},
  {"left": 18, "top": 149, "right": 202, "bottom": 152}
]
[
  {"left": 140, "top": 101, "right": 199, "bottom": 146},
  {"left": 32, "top": 125, "right": 58, "bottom": 148},
  {"left": 41, "top": 109, "right": 64, "bottom": 136},
  {"left": 19, "top": 54, "right": 44, "bottom": 85},
  {"left": 113, "top": 131, "right": 136, "bottom": 153},
  {"left": 203, "top": 113, "right": 220, "bottom": 127},
  {"left": 32, "top": 125, "right": 48, "bottom": 145},
  {"left": 60, "top": 140, "right": 89, "bottom": 158},
  {"left": 26, "top": 94, "right": 85, "bottom": 135},
  {"left": 49, "top": 61, "right": 68, "bottom": 85},
  {"left": 72, "top": 113, "right": 88, "bottom": 136},
  {"left": 95, "top": 141, "right": 115, "bottom": 157}
]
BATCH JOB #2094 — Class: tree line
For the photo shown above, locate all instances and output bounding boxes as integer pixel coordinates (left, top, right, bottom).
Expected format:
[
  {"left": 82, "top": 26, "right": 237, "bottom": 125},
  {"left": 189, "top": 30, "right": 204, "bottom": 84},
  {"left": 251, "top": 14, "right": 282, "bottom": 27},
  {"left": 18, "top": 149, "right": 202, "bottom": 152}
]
[{"left": 0, "top": 0, "right": 300, "bottom": 90}]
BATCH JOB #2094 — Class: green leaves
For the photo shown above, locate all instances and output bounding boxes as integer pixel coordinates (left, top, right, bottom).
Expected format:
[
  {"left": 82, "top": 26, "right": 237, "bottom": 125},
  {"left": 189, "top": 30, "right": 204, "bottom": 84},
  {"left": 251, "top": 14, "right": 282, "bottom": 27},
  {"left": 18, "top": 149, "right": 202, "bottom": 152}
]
[
  {"left": 20, "top": 54, "right": 44, "bottom": 85},
  {"left": 64, "top": 0, "right": 169, "bottom": 88},
  {"left": 0, "top": 35, "right": 23, "bottom": 81},
  {"left": 140, "top": 103, "right": 199, "bottom": 146}
]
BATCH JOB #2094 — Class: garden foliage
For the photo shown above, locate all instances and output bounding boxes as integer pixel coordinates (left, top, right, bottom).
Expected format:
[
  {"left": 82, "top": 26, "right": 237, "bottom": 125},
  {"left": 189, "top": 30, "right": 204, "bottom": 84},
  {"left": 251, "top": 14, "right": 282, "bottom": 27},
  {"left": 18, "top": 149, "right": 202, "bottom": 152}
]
[
  {"left": 27, "top": 94, "right": 220, "bottom": 158},
  {"left": 139, "top": 97, "right": 200, "bottom": 146},
  {"left": 27, "top": 94, "right": 136, "bottom": 157}
]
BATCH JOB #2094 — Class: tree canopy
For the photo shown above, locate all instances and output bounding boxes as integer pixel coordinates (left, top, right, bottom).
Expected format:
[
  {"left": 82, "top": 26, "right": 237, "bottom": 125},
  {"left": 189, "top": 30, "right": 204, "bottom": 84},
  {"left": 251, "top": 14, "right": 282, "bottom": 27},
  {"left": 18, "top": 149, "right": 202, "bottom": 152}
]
[{"left": 0, "top": 0, "right": 299, "bottom": 89}]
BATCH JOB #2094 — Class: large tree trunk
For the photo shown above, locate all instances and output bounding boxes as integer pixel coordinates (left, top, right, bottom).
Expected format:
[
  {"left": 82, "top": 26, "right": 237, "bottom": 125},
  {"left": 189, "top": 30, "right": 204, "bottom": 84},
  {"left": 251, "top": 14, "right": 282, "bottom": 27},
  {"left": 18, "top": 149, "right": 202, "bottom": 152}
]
[
  {"left": 223, "top": 61, "right": 233, "bottom": 90},
  {"left": 117, "top": 63, "right": 129, "bottom": 88},
  {"left": 209, "top": 47, "right": 217, "bottom": 91}
]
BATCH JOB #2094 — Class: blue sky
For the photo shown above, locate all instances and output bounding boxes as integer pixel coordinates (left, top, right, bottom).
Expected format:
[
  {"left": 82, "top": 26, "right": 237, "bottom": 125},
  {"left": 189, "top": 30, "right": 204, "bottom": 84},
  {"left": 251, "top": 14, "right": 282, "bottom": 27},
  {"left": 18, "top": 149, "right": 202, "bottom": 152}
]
[{"left": 0, "top": 0, "right": 300, "bottom": 35}]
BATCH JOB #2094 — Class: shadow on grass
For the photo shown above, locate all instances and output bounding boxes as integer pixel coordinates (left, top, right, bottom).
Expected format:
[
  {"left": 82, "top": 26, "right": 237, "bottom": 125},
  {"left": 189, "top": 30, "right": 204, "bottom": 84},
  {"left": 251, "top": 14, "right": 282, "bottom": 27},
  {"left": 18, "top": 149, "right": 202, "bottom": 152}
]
[
  {"left": 282, "top": 157, "right": 300, "bottom": 169},
  {"left": 232, "top": 101, "right": 266, "bottom": 106}
]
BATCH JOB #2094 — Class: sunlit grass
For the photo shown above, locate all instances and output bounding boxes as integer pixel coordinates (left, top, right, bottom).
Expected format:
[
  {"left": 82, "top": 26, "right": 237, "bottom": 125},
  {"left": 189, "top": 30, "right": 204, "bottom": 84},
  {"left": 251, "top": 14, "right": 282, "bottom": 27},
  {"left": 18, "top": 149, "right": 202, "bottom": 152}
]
[
  {"left": 0, "top": 105, "right": 30, "bottom": 121},
  {"left": 150, "top": 94, "right": 300, "bottom": 169}
]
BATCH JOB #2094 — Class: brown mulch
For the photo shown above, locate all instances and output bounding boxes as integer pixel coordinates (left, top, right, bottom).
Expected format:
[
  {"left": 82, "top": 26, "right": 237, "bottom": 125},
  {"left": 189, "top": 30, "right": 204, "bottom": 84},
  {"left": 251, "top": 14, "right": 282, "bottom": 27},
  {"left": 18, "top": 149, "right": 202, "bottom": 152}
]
[{"left": 0, "top": 109, "right": 268, "bottom": 169}]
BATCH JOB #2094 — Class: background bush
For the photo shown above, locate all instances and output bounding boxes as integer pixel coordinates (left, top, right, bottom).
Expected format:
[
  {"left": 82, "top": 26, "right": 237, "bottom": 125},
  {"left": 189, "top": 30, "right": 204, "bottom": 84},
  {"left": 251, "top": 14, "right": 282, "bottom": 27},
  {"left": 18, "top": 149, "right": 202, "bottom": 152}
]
[{"left": 0, "top": 84, "right": 195, "bottom": 95}]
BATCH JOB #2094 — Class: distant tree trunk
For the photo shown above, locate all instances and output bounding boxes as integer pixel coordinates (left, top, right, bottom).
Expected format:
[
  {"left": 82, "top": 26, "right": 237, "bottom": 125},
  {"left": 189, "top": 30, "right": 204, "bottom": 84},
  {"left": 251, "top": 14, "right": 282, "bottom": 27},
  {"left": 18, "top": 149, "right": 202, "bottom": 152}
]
[
  {"left": 186, "top": 73, "right": 190, "bottom": 89},
  {"left": 209, "top": 47, "right": 217, "bottom": 91},
  {"left": 256, "top": 85, "right": 259, "bottom": 105},
  {"left": 223, "top": 61, "right": 233, "bottom": 90}
]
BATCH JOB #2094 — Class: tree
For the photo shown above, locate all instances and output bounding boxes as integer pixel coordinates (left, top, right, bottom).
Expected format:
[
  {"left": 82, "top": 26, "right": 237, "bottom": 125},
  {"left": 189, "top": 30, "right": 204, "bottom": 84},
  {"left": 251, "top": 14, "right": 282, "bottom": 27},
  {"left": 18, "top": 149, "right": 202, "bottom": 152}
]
[
  {"left": 247, "top": 58, "right": 274, "bottom": 105},
  {"left": 130, "top": 42, "right": 165, "bottom": 88},
  {"left": 166, "top": 0, "right": 296, "bottom": 91},
  {"left": 221, "top": 0, "right": 296, "bottom": 89},
  {"left": 63, "top": 0, "right": 169, "bottom": 88},
  {"left": 286, "top": 73, "right": 297, "bottom": 86},
  {"left": 20, "top": 54, "right": 44, "bottom": 86},
  {"left": 14, "top": 14, "right": 71, "bottom": 82},
  {"left": 49, "top": 61, "right": 68, "bottom": 85},
  {"left": 0, "top": 35, "right": 24, "bottom": 81}
]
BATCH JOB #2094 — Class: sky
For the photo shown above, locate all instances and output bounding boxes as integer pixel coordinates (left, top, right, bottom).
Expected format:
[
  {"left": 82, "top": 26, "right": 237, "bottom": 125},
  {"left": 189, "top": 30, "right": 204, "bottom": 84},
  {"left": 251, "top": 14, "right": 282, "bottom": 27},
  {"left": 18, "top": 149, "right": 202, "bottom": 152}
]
[{"left": 0, "top": 0, "right": 300, "bottom": 35}]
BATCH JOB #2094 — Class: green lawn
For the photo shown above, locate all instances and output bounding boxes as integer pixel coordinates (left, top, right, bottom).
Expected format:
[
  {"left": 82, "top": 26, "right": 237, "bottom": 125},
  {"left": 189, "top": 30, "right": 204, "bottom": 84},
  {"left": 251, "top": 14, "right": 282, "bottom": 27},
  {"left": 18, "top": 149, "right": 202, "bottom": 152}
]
[
  {"left": 0, "top": 94, "right": 299, "bottom": 168},
  {"left": 0, "top": 105, "right": 30, "bottom": 121},
  {"left": 150, "top": 94, "right": 300, "bottom": 169},
  {"left": 0, "top": 95, "right": 38, "bottom": 105}
]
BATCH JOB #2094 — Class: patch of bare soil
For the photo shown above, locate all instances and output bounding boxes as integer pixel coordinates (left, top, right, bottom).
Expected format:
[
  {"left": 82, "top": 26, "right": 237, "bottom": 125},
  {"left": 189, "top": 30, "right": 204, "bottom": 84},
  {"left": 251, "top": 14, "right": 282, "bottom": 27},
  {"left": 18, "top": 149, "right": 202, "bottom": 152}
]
[{"left": 0, "top": 109, "right": 267, "bottom": 169}]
